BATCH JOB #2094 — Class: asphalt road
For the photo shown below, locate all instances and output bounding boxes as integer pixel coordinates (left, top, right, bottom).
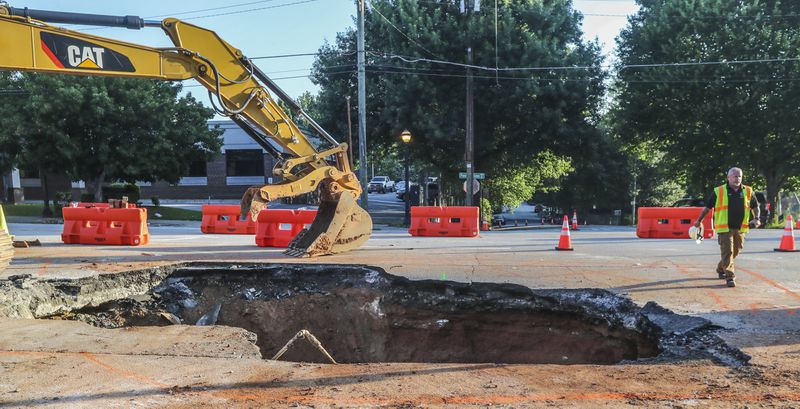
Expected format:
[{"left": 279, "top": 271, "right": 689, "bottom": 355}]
[
  {"left": 7, "top": 222, "right": 800, "bottom": 335},
  {"left": 157, "top": 191, "right": 406, "bottom": 225}
]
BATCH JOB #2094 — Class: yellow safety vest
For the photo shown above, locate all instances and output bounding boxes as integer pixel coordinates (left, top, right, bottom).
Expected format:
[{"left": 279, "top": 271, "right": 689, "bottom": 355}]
[{"left": 713, "top": 184, "right": 752, "bottom": 233}]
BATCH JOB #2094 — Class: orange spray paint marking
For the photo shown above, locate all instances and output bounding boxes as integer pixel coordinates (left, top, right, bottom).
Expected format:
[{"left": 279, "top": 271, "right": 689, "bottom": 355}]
[
  {"left": 35, "top": 262, "right": 51, "bottom": 276},
  {"left": 80, "top": 352, "right": 168, "bottom": 388},
  {"left": 738, "top": 267, "right": 800, "bottom": 303}
]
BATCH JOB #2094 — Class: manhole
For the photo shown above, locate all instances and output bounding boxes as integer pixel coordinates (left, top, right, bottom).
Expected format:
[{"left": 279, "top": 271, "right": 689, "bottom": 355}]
[{"left": 20, "top": 263, "right": 748, "bottom": 365}]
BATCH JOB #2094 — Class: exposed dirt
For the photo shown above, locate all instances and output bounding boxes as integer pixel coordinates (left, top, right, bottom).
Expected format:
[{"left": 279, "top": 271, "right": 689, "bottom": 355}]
[
  {"left": 39, "top": 263, "right": 747, "bottom": 367},
  {"left": 3, "top": 263, "right": 799, "bottom": 407}
]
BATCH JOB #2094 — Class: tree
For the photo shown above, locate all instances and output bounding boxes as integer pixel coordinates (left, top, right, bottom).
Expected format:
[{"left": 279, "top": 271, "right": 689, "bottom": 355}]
[
  {"left": 309, "top": 0, "right": 606, "bottom": 207},
  {"left": 0, "top": 72, "right": 24, "bottom": 176},
  {"left": 0, "top": 74, "right": 223, "bottom": 203},
  {"left": 613, "top": 0, "right": 800, "bottom": 219},
  {"left": 484, "top": 150, "right": 573, "bottom": 212}
]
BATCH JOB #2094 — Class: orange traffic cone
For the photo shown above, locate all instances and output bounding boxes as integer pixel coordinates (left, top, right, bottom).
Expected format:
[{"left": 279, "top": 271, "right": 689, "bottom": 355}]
[
  {"left": 775, "top": 215, "right": 799, "bottom": 252},
  {"left": 555, "top": 215, "right": 574, "bottom": 251},
  {"left": 571, "top": 212, "right": 579, "bottom": 231}
]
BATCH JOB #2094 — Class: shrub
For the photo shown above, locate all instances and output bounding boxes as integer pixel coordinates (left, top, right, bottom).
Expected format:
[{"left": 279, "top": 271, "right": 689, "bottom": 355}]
[
  {"left": 480, "top": 197, "right": 493, "bottom": 223},
  {"left": 151, "top": 196, "right": 161, "bottom": 207},
  {"left": 54, "top": 191, "right": 72, "bottom": 216},
  {"left": 103, "top": 183, "right": 140, "bottom": 204}
]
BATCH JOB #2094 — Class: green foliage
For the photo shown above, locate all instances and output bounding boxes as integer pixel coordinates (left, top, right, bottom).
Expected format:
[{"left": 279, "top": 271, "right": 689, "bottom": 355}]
[
  {"left": 485, "top": 150, "right": 573, "bottom": 211},
  {"left": 309, "top": 0, "right": 605, "bottom": 201},
  {"left": 150, "top": 196, "right": 161, "bottom": 207},
  {"left": 479, "top": 197, "right": 493, "bottom": 223},
  {"left": 370, "top": 147, "right": 403, "bottom": 180},
  {"left": 102, "top": 183, "right": 140, "bottom": 204},
  {"left": 0, "top": 74, "right": 224, "bottom": 201},
  {"left": 53, "top": 191, "right": 72, "bottom": 215},
  {"left": 628, "top": 147, "right": 686, "bottom": 207},
  {"left": 1, "top": 204, "right": 47, "bottom": 217},
  {"left": 612, "top": 0, "right": 800, "bottom": 211}
]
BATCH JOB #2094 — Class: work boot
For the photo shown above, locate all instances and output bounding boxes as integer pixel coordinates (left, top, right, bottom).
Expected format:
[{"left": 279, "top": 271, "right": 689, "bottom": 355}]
[{"left": 726, "top": 279, "right": 736, "bottom": 287}]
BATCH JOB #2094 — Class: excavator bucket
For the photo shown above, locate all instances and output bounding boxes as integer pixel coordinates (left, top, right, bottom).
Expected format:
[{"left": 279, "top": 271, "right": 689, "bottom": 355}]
[
  {"left": 240, "top": 186, "right": 373, "bottom": 258},
  {"left": 284, "top": 192, "right": 372, "bottom": 257}
]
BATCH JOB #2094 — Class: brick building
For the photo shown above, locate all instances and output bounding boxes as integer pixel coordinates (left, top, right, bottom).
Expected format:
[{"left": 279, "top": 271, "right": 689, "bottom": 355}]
[{"left": 1, "top": 119, "right": 313, "bottom": 202}]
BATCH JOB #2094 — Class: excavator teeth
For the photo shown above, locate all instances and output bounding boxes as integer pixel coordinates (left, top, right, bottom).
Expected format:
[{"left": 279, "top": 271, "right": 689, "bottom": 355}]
[
  {"left": 282, "top": 192, "right": 372, "bottom": 258},
  {"left": 283, "top": 249, "right": 301, "bottom": 257}
]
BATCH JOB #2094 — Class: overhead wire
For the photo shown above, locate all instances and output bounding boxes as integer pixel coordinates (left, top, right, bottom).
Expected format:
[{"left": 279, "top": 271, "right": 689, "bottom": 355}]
[
  {"left": 367, "top": 0, "right": 441, "bottom": 59},
  {"left": 370, "top": 51, "right": 800, "bottom": 72},
  {"left": 176, "top": 61, "right": 800, "bottom": 85},
  {"left": 145, "top": 0, "right": 285, "bottom": 19},
  {"left": 181, "top": 0, "right": 320, "bottom": 20},
  {"left": 69, "top": 0, "right": 321, "bottom": 31}
]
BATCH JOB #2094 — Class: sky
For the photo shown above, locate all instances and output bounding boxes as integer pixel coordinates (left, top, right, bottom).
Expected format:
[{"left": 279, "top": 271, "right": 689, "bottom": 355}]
[{"left": 12, "top": 0, "right": 639, "bottom": 106}]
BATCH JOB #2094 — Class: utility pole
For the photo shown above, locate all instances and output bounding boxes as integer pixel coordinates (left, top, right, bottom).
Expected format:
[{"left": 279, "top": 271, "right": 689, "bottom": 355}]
[
  {"left": 462, "top": 0, "right": 478, "bottom": 206},
  {"left": 465, "top": 47, "right": 475, "bottom": 206},
  {"left": 345, "top": 96, "right": 354, "bottom": 168},
  {"left": 631, "top": 173, "right": 637, "bottom": 226},
  {"left": 357, "top": 0, "right": 369, "bottom": 210}
]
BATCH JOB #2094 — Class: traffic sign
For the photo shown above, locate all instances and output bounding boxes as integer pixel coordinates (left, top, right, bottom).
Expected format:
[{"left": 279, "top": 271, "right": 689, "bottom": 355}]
[
  {"left": 463, "top": 179, "right": 481, "bottom": 193},
  {"left": 459, "top": 172, "right": 485, "bottom": 180}
]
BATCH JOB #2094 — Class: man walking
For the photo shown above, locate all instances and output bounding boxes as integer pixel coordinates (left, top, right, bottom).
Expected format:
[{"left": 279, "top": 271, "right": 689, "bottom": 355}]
[{"left": 694, "top": 167, "right": 760, "bottom": 287}]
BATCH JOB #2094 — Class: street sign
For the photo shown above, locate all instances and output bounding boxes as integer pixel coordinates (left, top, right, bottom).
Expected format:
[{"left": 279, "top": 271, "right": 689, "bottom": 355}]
[
  {"left": 463, "top": 179, "right": 481, "bottom": 193},
  {"left": 459, "top": 172, "right": 485, "bottom": 180}
]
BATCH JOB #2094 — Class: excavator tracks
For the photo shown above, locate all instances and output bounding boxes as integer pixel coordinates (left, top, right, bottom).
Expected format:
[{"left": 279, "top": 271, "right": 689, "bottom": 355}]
[{"left": 0, "top": 229, "right": 12, "bottom": 274}]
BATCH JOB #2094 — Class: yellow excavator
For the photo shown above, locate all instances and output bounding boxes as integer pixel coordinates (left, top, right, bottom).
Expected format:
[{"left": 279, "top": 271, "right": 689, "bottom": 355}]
[
  {"left": 0, "top": 205, "right": 10, "bottom": 272},
  {"left": 0, "top": 4, "right": 372, "bottom": 268}
]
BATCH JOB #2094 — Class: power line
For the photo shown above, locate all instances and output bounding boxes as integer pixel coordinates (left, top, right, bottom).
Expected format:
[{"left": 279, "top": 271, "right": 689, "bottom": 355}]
[
  {"left": 249, "top": 50, "right": 356, "bottom": 60},
  {"left": 367, "top": 0, "right": 440, "bottom": 59},
  {"left": 367, "top": 68, "right": 800, "bottom": 84},
  {"left": 70, "top": 0, "right": 320, "bottom": 31},
  {"left": 229, "top": 62, "right": 800, "bottom": 84},
  {"left": 181, "top": 0, "right": 320, "bottom": 20},
  {"left": 371, "top": 51, "right": 800, "bottom": 72},
  {"left": 250, "top": 52, "right": 323, "bottom": 59},
  {"left": 583, "top": 12, "right": 800, "bottom": 19},
  {"left": 145, "top": 0, "right": 284, "bottom": 19}
]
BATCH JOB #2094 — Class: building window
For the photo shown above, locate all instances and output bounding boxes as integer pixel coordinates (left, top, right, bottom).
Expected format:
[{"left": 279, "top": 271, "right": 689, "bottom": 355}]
[
  {"left": 18, "top": 166, "right": 39, "bottom": 179},
  {"left": 226, "top": 150, "right": 264, "bottom": 177},
  {"left": 187, "top": 159, "right": 207, "bottom": 177}
]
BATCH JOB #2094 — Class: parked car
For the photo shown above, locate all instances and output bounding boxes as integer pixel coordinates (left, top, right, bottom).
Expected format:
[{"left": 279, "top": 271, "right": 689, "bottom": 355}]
[
  {"left": 368, "top": 176, "right": 395, "bottom": 193},
  {"left": 671, "top": 197, "right": 705, "bottom": 207},
  {"left": 395, "top": 181, "right": 414, "bottom": 200}
]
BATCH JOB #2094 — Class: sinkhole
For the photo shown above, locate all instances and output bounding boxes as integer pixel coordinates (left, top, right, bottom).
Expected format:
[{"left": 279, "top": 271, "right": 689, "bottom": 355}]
[{"left": 44, "top": 264, "right": 680, "bottom": 365}]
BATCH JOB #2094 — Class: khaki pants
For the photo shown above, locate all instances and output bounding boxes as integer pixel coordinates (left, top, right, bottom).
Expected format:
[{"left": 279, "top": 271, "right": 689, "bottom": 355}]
[{"left": 717, "top": 229, "right": 745, "bottom": 279}]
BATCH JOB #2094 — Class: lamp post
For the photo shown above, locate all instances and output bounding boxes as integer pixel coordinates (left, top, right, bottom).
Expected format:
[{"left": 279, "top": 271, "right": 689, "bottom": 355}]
[{"left": 400, "top": 130, "right": 412, "bottom": 227}]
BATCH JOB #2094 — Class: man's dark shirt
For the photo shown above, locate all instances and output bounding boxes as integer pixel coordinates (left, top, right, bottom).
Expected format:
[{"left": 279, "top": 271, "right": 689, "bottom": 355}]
[{"left": 705, "top": 185, "right": 759, "bottom": 229}]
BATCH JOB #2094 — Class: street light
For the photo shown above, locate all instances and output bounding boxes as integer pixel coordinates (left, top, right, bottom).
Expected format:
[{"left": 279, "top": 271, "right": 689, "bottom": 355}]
[{"left": 400, "top": 130, "right": 412, "bottom": 227}]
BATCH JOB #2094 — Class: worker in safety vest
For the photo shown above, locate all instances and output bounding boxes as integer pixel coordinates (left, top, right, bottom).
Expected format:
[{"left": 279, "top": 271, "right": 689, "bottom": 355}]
[{"left": 694, "top": 167, "right": 760, "bottom": 287}]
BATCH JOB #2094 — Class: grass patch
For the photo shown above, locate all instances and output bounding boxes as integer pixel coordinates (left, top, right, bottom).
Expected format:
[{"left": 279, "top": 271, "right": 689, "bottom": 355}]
[
  {"left": 142, "top": 206, "right": 201, "bottom": 221},
  {"left": 2, "top": 203, "right": 50, "bottom": 217},
  {"left": 1, "top": 203, "right": 201, "bottom": 221}
]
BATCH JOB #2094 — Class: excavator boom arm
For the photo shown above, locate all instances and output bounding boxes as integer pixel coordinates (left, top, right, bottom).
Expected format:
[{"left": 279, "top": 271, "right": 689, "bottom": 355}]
[{"left": 0, "top": 5, "right": 371, "bottom": 257}]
